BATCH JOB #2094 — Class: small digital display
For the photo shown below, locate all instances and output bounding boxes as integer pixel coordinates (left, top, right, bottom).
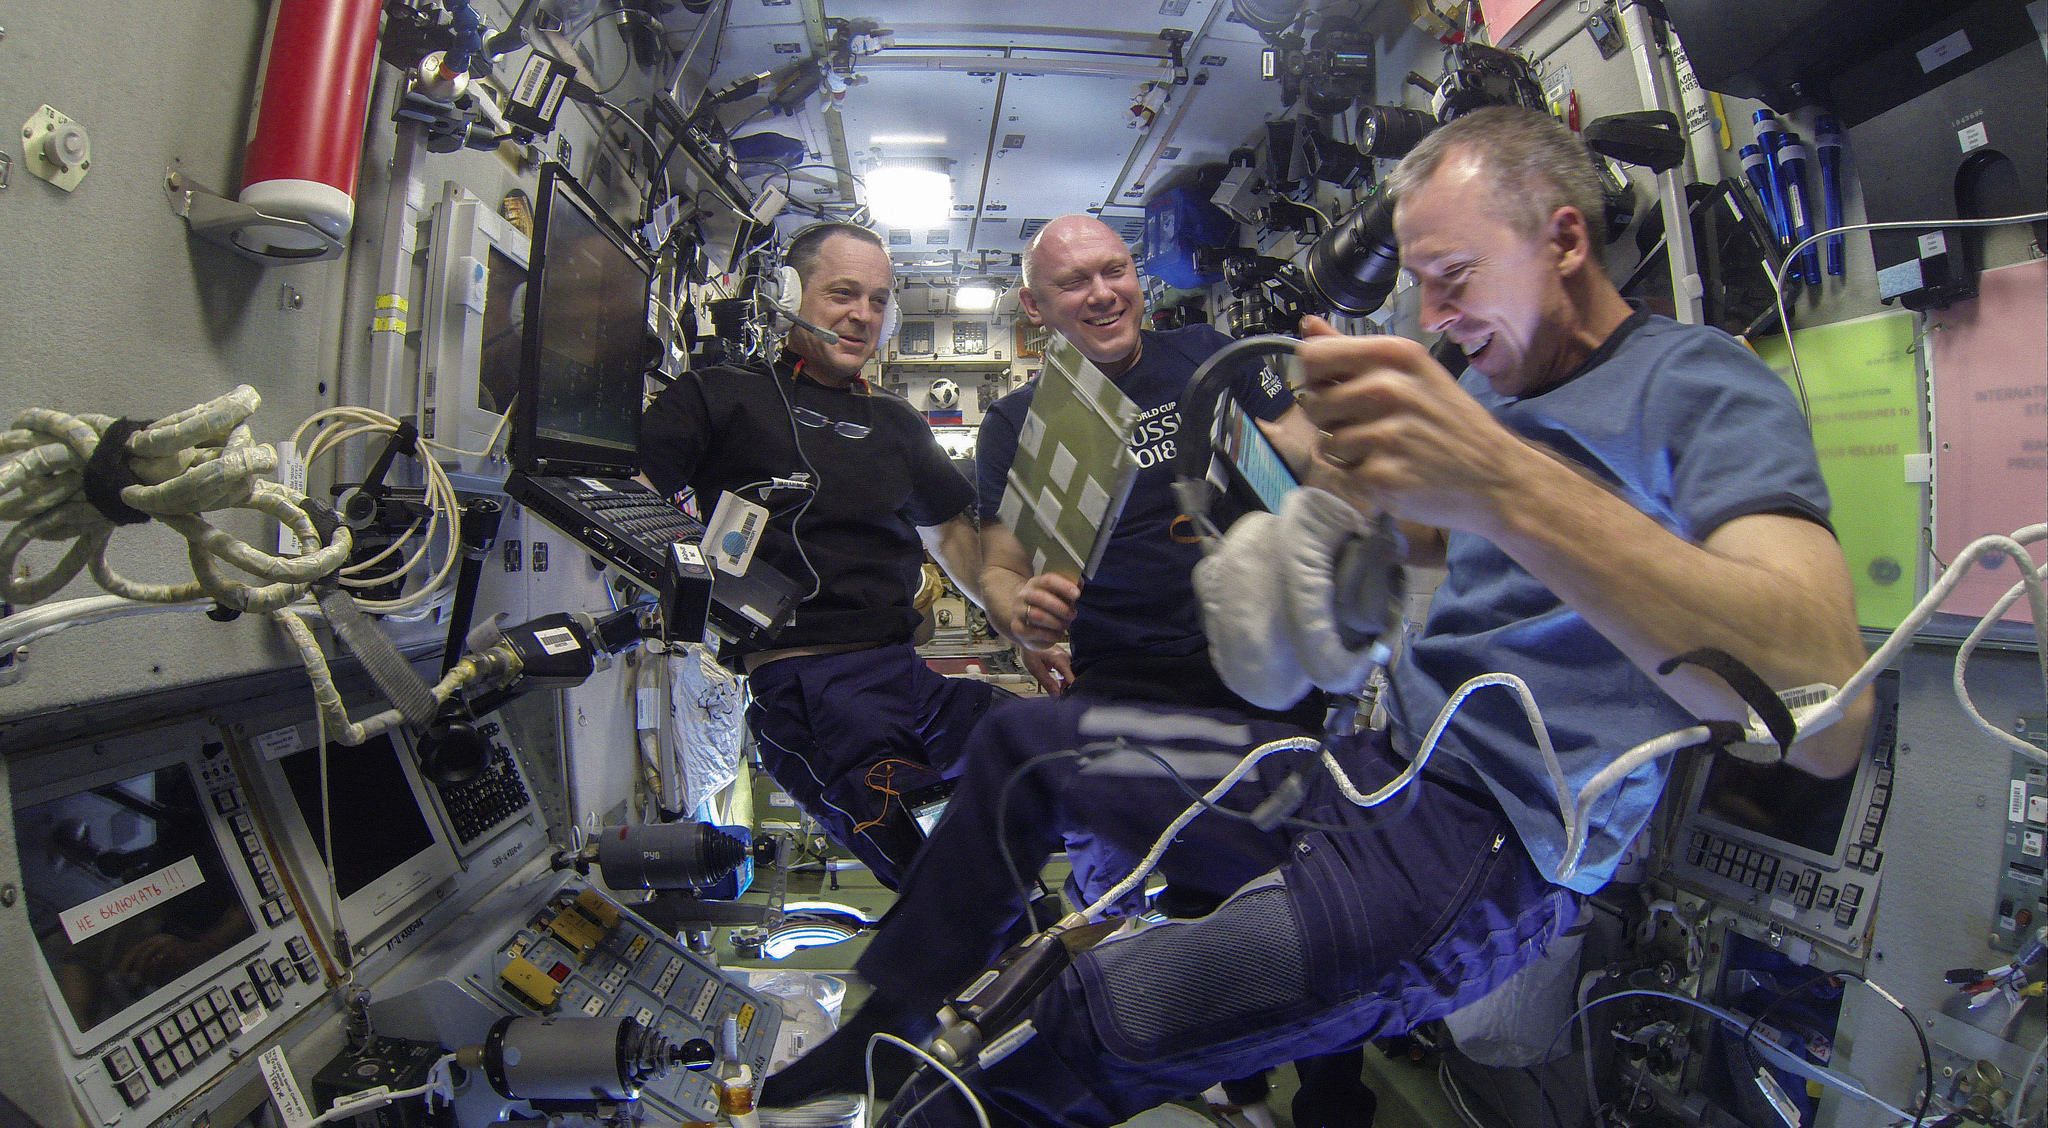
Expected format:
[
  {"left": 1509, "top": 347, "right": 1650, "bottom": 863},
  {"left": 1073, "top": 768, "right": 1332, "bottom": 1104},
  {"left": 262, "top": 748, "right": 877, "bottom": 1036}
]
[
  {"left": 277, "top": 734, "right": 436, "bottom": 901},
  {"left": 1219, "top": 398, "right": 1298, "bottom": 512},
  {"left": 530, "top": 173, "right": 649, "bottom": 456},
  {"left": 1698, "top": 757, "right": 1857, "bottom": 857},
  {"left": 1697, "top": 670, "right": 1899, "bottom": 859},
  {"left": 478, "top": 245, "right": 528, "bottom": 415},
  {"left": 14, "top": 764, "right": 257, "bottom": 1034},
  {"left": 903, "top": 780, "right": 957, "bottom": 839}
]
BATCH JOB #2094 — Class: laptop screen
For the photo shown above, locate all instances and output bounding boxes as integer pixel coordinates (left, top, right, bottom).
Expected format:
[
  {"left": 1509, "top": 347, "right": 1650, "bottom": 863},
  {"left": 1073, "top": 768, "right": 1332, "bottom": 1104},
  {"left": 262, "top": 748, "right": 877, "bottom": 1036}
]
[{"left": 515, "top": 162, "right": 653, "bottom": 471}]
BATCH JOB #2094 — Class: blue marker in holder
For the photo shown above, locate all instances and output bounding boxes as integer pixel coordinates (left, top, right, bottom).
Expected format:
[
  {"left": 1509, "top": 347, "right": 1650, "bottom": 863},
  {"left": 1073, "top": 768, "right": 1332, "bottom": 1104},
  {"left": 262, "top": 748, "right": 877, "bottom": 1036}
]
[{"left": 1815, "top": 115, "right": 1846, "bottom": 276}]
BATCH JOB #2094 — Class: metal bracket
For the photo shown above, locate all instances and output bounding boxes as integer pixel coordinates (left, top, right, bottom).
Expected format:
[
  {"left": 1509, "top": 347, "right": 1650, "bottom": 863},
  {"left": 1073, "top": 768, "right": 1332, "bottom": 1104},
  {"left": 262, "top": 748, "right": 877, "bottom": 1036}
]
[{"left": 164, "top": 164, "right": 345, "bottom": 264}]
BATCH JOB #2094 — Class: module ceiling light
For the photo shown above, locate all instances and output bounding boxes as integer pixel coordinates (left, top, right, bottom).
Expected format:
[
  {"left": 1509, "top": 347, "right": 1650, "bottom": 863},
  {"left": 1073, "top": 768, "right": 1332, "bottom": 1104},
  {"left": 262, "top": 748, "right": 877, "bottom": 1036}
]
[
  {"left": 868, "top": 160, "right": 953, "bottom": 230},
  {"left": 954, "top": 282, "right": 998, "bottom": 310}
]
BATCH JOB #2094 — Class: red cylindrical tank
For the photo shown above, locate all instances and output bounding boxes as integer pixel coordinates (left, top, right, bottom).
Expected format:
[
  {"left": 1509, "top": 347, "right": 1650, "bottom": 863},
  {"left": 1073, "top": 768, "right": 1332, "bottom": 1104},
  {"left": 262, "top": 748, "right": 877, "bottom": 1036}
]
[{"left": 237, "top": 0, "right": 382, "bottom": 253}]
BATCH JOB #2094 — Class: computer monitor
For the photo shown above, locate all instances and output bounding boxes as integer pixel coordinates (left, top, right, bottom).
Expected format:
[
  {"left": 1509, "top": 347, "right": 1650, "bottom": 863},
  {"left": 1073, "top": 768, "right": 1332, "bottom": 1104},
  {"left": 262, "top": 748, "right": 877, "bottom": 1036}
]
[
  {"left": 237, "top": 721, "right": 459, "bottom": 959},
  {"left": 1694, "top": 671, "right": 1899, "bottom": 864},
  {"left": 11, "top": 729, "right": 263, "bottom": 1049},
  {"left": 513, "top": 162, "right": 653, "bottom": 472}
]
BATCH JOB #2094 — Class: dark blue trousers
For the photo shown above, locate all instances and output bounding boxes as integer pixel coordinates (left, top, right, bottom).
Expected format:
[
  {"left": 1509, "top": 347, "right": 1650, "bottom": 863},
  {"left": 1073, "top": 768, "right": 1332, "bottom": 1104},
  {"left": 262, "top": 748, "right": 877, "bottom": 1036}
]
[
  {"left": 746, "top": 644, "right": 1000, "bottom": 889},
  {"left": 852, "top": 695, "right": 1578, "bottom": 1128}
]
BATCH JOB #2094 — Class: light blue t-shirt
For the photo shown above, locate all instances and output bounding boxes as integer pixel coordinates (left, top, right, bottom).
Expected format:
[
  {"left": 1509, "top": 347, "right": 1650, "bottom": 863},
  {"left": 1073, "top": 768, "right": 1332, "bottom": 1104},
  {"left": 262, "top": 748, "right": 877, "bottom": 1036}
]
[{"left": 1387, "top": 311, "right": 1832, "bottom": 894}]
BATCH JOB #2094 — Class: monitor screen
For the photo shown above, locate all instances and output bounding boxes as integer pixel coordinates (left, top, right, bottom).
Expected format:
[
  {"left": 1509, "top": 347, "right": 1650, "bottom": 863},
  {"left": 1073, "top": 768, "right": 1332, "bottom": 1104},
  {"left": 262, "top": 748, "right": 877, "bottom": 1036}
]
[
  {"left": 276, "top": 734, "right": 437, "bottom": 902},
  {"left": 1698, "top": 755, "right": 1858, "bottom": 857},
  {"left": 526, "top": 164, "right": 651, "bottom": 459},
  {"left": 14, "top": 763, "right": 257, "bottom": 1035},
  {"left": 1696, "top": 668, "right": 1899, "bottom": 858},
  {"left": 903, "top": 780, "right": 956, "bottom": 839},
  {"left": 478, "top": 245, "right": 528, "bottom": 416},
  {"left": 1218, "top": 398, "right": 1298, "bottom": 513}
]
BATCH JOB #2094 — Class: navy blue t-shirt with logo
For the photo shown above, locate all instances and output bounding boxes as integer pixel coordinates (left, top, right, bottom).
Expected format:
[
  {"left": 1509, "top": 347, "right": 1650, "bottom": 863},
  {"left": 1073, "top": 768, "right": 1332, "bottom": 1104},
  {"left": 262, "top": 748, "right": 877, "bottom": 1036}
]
[{"left": 977, "top": 325, "right": 1295, "bottom": 673}]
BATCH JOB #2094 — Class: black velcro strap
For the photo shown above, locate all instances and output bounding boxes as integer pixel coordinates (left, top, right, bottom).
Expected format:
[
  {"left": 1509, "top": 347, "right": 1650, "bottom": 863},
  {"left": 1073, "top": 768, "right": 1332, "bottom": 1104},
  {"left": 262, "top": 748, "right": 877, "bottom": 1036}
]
[
  {"left": 1657, "top": 647, "right": 1798, "bottom": 756},
  {"left": 82, "top": 418, "right": 152, "bottom": 526},
  {"left": 1682, "top": 719, "right": 1753, "bottom": 757}
]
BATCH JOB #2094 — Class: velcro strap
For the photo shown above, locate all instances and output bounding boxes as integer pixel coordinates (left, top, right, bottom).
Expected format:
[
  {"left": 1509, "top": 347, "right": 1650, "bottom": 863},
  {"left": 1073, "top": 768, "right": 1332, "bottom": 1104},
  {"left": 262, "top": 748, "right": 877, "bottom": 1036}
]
[
  {"left": 82, "top": 418, "right": 152, "bottom": 526},
  {"left": 1657, "top": 647, "right": 1798, "bottom": 757}
]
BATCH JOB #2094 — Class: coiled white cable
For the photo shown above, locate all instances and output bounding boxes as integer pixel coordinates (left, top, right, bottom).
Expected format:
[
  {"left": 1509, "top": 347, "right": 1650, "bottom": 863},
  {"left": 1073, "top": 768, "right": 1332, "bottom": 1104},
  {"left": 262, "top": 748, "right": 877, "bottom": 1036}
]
[
  {"left": 0, "top": 386, "right": 352, "bottom": 611},
  {"left": 289, "top": 406, "right": 469, "bottom": 614}
]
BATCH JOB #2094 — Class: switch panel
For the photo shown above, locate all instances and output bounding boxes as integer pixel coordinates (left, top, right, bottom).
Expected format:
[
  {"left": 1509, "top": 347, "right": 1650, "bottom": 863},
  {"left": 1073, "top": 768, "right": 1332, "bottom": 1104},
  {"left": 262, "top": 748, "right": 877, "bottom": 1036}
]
[{"left": 1991, "top": 717, "right": 2048, "bottom": 951}]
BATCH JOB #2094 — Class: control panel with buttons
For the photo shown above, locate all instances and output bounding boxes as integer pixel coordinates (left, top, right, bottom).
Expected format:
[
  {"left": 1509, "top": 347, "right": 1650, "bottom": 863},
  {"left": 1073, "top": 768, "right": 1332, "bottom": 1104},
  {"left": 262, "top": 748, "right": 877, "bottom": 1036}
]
[
  {"left": 1670, "top": 669, "right": 1900, "bottom": 957},
  {"left": 367, "top": 873, "right": 780, "bottom": 1124},
  {"left": 11, "top": 720, "right": 328, "bottom": 1128},
  {"left": 1992, "top": 720, "right": 2048, "bottom": 951}
]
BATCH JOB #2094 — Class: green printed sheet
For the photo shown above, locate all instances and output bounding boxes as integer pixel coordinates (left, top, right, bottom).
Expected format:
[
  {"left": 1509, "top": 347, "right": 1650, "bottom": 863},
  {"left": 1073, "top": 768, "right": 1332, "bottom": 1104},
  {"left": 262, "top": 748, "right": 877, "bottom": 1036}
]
[
  {"left": 998, "top": 335, "right": 1142, "bottom": 581},
  {"left": 1751, "top": 310, "right": 1924, "bottom": 629}
]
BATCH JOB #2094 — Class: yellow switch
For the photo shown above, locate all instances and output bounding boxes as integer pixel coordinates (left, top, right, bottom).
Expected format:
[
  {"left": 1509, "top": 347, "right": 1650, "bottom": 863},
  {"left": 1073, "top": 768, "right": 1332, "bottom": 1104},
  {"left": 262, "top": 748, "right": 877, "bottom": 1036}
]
[
  {"left": 550, "top": 908, "right": 604, "bottom": 959},
  {"left": 576, "top": 889, "right": 622, "bottom": 930},
  {"left": 501, "top": 957, "right": 561, "bottom": 1009}
]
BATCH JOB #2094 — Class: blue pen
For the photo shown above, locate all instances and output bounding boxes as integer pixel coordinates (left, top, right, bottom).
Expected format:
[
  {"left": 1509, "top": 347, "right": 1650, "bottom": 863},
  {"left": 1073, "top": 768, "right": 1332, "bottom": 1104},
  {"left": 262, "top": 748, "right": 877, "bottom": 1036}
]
[
  {"left": 1739, "top": 143, "right": 1788, "bottom": 252},
  {"left": 1816, "top": 114, "right": 1845, "bottom": 276},
  {"left": 1775, "top": 132, "right": 1822, "bottom": 285},
  {"left": 1753, "top": 112, "right": 1793, "bottom": 252}
]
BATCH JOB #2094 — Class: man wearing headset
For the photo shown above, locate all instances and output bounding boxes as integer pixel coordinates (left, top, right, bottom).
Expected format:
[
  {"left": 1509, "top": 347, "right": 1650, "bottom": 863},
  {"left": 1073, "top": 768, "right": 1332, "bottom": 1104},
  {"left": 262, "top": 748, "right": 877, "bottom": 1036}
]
[
  {"left": 763, "top": 108, "right": 1870, "bottom": 1124},
  {"left": 639, "top": 222, "right": 993, "bottom": 890}
]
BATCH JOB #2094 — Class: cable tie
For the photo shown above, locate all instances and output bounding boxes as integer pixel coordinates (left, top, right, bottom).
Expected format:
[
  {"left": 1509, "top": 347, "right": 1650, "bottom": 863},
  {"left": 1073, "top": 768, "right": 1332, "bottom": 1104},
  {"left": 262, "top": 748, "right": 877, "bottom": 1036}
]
[{"left": 80, "top": 418, "right": 154, "bottom": 526}]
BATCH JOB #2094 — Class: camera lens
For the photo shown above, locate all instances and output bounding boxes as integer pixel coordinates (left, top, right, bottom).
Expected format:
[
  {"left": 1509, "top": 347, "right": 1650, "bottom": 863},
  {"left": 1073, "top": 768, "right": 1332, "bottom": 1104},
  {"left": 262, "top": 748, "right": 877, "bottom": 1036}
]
[
  {"left": 1304, "top": 190, "right": 1401, "bottom": 316},
  {"left": 1358, "top": 105, "right": 1437, "bottom": 159}
]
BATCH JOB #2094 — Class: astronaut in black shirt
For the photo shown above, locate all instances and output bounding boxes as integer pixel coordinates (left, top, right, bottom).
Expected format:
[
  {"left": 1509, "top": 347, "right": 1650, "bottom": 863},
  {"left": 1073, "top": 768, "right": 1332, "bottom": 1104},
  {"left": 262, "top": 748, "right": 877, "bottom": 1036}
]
[{"left": 639, "top": 224, "right": 996, "bottom": 887}]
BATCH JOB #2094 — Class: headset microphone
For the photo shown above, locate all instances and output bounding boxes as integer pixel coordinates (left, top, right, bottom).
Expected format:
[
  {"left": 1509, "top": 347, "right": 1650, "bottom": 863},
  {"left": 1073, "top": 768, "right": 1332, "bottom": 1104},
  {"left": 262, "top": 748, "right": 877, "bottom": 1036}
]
[{"left": 770, "top": 300, "right": 842, "bottom": 344}]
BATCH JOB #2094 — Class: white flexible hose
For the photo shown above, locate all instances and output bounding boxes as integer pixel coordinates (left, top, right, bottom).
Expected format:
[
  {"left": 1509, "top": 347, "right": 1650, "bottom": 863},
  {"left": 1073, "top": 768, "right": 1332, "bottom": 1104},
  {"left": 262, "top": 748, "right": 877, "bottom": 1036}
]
[
  {"left": 269, "top": 606, "right": 499, "bottom": 745},
  {"left": 1126, "top": 523, "right": 2048, "bottom": 898},
  {"left": 0, "top": 387, "right": 352, "bottom": 611},
  {"left": 1076, "top": 735, "right": 1322, "bottom": 924}
]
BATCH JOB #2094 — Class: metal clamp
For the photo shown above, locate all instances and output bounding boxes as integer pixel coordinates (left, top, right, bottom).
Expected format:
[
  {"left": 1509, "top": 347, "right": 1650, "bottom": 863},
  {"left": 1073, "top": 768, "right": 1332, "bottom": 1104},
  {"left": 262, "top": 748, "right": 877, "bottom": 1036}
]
[{"left": 164, "top": 165, "right": 345, "bottom": 264}]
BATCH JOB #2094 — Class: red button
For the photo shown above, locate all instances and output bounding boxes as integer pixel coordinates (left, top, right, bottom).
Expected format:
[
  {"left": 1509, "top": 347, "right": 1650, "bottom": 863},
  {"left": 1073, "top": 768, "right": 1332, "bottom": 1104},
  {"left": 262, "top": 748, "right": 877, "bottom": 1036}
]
[{"left": 550, "top": 962, "right": 572, "bottom": 982}]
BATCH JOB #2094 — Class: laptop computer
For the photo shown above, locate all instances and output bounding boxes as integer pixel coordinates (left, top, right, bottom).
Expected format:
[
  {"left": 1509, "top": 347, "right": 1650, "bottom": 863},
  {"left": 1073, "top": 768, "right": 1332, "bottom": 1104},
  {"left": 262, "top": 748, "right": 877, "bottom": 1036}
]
[{"left": 505, "top": 163, "right": 798, "bottom": 645}]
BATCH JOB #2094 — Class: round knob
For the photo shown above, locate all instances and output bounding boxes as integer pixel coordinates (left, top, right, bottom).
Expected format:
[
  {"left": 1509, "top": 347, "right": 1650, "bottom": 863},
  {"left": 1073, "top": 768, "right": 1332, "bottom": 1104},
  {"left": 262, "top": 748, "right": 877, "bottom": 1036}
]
[
  {"left": 417, "top": 716, "right": 490, "bottom": 785},
  {"left": 42, "top": 122, "right": 89, "bottom": 171}
]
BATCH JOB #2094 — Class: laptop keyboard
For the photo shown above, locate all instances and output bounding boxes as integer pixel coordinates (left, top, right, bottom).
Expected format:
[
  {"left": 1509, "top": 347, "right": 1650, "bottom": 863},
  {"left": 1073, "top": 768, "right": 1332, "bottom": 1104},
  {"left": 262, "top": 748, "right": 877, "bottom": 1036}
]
[{"left": 566, "top": 487, "right": 704, "bottom": 551}]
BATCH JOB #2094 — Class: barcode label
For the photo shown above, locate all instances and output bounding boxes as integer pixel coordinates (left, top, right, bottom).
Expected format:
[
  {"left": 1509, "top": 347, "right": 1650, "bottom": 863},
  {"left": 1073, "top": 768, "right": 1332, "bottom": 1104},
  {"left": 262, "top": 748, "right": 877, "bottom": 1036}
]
[{"left": 514, "top": 56, "right": 549, "bottom": 107}]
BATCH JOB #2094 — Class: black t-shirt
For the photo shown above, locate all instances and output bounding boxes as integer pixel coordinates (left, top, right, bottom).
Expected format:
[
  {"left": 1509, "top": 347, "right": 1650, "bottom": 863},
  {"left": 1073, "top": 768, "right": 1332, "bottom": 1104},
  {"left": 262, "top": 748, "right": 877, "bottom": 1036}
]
[
  {"left": 639, "top": 352, "right": 974, "bottom": 652},
  {"left": 976, "top": 325, "right": 1295, "bottom": 672}
]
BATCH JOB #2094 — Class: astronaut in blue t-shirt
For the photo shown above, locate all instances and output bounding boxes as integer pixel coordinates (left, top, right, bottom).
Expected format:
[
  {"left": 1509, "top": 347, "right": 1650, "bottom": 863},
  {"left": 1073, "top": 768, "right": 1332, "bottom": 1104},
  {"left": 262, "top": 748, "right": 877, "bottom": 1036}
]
[
  {"left": 976, "top": 215, "right": 1318, "bottom": 711},
  {"left": 762, "top": 109, "right": 1873, "bottom": 1127}
]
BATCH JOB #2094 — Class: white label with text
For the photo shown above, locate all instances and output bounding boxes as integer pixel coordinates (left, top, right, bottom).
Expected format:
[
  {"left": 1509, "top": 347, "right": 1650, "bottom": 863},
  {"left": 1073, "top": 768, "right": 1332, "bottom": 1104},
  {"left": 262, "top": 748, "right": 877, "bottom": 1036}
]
[{"left": 61, "top": 856, "right": 205, "bottom": 944}]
